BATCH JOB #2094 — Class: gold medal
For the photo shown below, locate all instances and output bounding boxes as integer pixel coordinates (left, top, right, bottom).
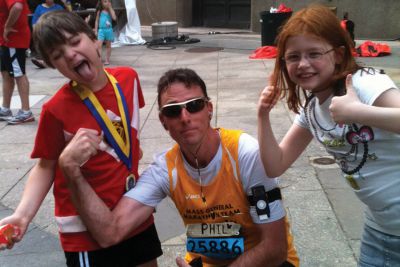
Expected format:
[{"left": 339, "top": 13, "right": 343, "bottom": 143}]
[
  {"left": 126, "top": 174, "right": 136, "bottom": 191},
  {"left": 345, "top": 175, "right": 360, "bottom": 190}
]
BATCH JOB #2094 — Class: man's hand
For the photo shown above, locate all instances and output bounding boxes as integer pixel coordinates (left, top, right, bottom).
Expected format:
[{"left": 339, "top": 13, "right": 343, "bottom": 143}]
[
  {"left": 3, "top": 26, "right": 17, "bottom": 42},
  {"left": 176, "top": 257, "right": 191, "bottom": 267},
  {"left": 330, "top": 74, "right": 362, "bottom": 124},
  {"left": 258, "top": 74, "right": 279, "bottom": 118},
  {"left": 59, "top": 128, "right": 102, "bottom": 179}
]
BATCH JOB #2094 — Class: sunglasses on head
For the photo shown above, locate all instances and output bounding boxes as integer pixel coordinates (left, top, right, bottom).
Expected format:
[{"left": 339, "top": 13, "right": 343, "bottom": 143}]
[{"left": 160, "top": 97, "right": 209, "bottom": 118}]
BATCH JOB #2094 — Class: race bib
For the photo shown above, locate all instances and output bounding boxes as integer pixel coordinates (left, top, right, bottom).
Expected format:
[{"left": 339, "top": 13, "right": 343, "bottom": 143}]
[
  {"left": 186, "top": 236, "right": 244, "bottom": 260},
  {"left": 187, "top": 222, "right": 241, "bottom": 237},
  {"left": 186, "top": 222, "right": 244, "bottom": 260}
]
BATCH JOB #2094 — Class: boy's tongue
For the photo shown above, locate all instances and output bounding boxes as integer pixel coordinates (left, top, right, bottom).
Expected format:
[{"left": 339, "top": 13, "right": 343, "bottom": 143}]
[{"left": 75, "top": 61, "right": 95, "bottom": 81}]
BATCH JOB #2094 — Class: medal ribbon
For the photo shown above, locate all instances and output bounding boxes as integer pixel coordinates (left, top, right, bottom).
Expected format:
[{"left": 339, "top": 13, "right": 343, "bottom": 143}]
[{"left": 72, "top": 70, "right": 132, "bottom": 170}]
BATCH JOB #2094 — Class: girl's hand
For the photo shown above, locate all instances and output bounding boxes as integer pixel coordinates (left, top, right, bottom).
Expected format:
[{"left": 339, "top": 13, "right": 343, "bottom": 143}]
[
  {"left": 0, "top": 215, "right": 28, "bottom": 250},
  {"left": 330, "top": 74, "right": 362, "bottom": 124},
  {"left": 258, "top": 75, "right": 279, "bottom": 118}
]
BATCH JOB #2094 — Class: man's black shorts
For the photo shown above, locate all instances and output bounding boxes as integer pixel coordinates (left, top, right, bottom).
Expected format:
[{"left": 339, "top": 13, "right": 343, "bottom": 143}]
[
  {"left": 64, "top": 224, "right": 162, "bottom": 267},
  {"left": 0, "top": 46, "right": 27, "bottom": 77}
]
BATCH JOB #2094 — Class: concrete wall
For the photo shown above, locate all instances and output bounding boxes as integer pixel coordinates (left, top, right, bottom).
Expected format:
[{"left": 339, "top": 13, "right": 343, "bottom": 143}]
[
  {"left": 136, "top": 0, "right": 400, "bottom": 39},
  {"left": 251, "top": 0, "right": 400, "bottom": 40},
  {"left": 136, "top": 0, "right": 192, "bottom": 27}
]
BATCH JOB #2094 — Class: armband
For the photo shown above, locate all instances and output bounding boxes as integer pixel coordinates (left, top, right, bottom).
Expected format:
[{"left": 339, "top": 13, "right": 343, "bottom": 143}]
[{"left": 247, "top": 187, "right": 282, "bottom": 220}]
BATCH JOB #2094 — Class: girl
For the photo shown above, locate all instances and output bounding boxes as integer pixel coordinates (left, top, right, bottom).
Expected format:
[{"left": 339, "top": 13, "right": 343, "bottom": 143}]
[
  {"left": 94, "top": 0, "right": 116, "bottom": 65},
  {"left": 258, "top": 5, "right": 400, "bottom": 266}
]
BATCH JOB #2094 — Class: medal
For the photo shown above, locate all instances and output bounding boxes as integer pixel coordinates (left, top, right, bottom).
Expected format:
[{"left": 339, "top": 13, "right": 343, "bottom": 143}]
[
  {"left": 72, "top": 70, "right": 133, "bottom": 170},
  {"left": 126, "top": 174, "right": 136, "bottom": 191}
]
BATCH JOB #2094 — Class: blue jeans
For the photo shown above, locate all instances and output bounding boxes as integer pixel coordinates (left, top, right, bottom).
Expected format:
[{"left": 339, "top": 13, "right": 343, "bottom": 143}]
[{"left": 359, "top": 225, "right": 400, "bottom": 267}]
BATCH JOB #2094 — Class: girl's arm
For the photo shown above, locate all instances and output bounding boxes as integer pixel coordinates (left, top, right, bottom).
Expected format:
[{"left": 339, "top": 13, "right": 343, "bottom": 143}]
[
  {"left": 0, "top": 159, "right": 56, "bottom": 248},
  {"left": 107, "top": 4, "right": 117, "bottom": 21},
  {"left": 258, "top": 85, "right": 313, "bottom": 177},
  {"left": 330, "top": 74, "right": 400, "bottom": 134},
  {"left": 94, "top": 11, "right": 100, "bottom": 34}
]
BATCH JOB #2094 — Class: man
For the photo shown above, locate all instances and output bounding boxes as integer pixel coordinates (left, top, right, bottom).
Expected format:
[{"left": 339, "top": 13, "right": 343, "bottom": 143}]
[
  {"left": 0, "top": 0, "right": 34, "bottom": 124},
  {"left": 59, "top": 68, "right": 299, "bottom": 267}
]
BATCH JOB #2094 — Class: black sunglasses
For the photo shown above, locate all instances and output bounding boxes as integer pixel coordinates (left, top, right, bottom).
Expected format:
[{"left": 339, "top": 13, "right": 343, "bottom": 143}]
[{"left": 160, "top": 97, "right": 208, "bottom": 118}]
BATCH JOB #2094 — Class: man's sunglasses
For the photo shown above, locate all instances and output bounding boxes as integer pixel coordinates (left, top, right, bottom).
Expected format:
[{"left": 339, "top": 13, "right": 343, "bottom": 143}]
[{"left": 160, "top": 97, "right": 209, "bottom": 118}]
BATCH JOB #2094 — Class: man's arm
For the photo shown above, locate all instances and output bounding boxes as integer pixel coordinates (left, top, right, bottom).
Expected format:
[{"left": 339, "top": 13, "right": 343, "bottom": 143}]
[
  {"left": 66, "top": 174, "right": 154, "bottom": 247},
  {"left": 230, "top": 218, "right": 287, "bottom": 267},
  {"left": 58, "top": 128, "right": 154, "bottom": 247},
  {"left": 3, "top": 2, "right": 23, "bottom": 42}
]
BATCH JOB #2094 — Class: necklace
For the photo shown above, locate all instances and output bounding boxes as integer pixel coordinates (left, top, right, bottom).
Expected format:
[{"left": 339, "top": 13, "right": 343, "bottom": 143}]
[
  {"left": 304, "top": 98, "right": 372, "bottom": 175},
  {"left": 187, "top": 129, "right": 216, "bottom": 205},
  {"left": 194, "top": 157, "right": 207, "bottom": 204}
]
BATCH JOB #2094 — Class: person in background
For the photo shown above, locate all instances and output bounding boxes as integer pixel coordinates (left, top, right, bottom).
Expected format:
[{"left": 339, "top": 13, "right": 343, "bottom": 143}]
[
  {"left": 94, "top": 0, "right": 116, "bottom": 65},
  {"left": 30, "top": 0, "right": 65, "bottom": 68},
  {"left": 340, "top": 12, "right": 355, "bottom": 48},
  {"left": 258, "top": 5, "right": 400, "bottom": 266},
  {"left": 0, "top": 0, "right": 34, "bottom": 124}
]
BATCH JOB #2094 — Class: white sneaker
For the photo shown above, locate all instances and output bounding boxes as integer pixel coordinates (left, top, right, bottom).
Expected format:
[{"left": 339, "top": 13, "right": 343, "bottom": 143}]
[
  {"left": 0, "top": 107, "right": 12, "bottom": 121},
  {"left": 7, "top": 110, "right": 35, "bottom": 125}
]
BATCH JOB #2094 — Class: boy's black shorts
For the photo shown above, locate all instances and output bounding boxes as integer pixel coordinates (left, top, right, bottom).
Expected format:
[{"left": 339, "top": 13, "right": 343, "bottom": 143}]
[{"left": 64, "top": 224, "right": 162, "bottom": 267}]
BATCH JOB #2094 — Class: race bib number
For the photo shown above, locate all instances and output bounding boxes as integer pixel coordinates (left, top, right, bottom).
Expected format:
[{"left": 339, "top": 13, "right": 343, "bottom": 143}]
[{"left": 186, "top": 236, "right": 244, "bottom": 260}]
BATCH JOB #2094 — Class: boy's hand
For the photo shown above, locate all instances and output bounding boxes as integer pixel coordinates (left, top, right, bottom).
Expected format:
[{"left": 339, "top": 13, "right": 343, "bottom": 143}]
[
  {"left": 330, "top": 74, "right": 362, "bottom": 124},
  {"left": 59, "top": 128, "right": 102, "bottom": 179},
  {"left": 0, "top": 216, "right": 26, "bottom": 251},
  {"left": 258, "top": 74, "right": 279, "bottom": 118}
]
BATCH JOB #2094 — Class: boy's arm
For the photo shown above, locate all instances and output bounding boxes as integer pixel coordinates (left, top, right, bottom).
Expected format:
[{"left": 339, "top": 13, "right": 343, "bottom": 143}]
[
  {"left": 0, "top": 159, "right": 56, "bottom": 249},
  {"left": 59, "top": 128, "right": 154, "bottom": 248}
]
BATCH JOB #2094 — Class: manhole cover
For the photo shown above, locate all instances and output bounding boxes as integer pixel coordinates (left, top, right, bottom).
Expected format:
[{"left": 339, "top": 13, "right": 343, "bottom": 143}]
[
  {"left": 185, "top": 47, "right": 224, "bottom": 53},
  {"left": 312, "top": 157, "right": 336, "bottom": 165}
]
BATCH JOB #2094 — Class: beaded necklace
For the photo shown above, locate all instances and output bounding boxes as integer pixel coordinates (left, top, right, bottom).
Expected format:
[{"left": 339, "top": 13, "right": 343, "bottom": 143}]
[{"left": 304, "top": 97, "right": 372, "bottom": 175}]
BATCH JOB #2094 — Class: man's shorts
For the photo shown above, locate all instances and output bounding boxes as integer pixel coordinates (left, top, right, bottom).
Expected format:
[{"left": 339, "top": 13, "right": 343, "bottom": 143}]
[
  {"left": 97, "top": 28, "right": 114, "bottom": 42},
  {"left": 0, "top": 46, "right": 27, "bottom": 77},
  {"left": 64, "top": 224, "right": 162, "bottom": 267}
]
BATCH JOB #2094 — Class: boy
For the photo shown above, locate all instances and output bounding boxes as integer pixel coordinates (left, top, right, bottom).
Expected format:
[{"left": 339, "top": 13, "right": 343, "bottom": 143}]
[{"left": 0, "top": 10, "right": 162, "bottom": 267}]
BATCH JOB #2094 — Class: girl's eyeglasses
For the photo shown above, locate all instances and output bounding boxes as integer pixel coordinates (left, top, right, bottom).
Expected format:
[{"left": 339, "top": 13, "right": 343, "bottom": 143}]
[
  {"left": 282, "top": 48, "right": 335, "bottom": 65},
  {"left": 160, "top": 97, "right": 208, "bottom": 118}
]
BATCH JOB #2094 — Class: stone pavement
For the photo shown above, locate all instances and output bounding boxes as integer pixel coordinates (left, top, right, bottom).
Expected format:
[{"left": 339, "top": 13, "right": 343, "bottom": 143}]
[{"left": 0, "top": 27, "right": 399, "bottom": 266}]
